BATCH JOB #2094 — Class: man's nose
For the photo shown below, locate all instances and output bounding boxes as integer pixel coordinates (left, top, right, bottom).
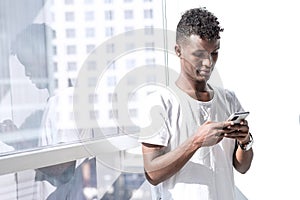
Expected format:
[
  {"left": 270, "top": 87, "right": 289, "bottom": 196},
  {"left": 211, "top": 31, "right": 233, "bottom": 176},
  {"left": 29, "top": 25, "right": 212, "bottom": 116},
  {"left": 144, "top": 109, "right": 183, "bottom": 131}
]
[{"left": 202, "top": 54, "right": 213, "bottom": 67}]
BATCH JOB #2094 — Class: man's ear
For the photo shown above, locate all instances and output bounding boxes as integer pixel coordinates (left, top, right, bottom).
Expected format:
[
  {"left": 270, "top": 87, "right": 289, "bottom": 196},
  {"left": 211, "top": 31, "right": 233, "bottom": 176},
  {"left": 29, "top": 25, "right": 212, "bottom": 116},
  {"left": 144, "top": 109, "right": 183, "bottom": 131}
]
[{"left": 175, "top": 44, "right": 181, "bottom": 57}]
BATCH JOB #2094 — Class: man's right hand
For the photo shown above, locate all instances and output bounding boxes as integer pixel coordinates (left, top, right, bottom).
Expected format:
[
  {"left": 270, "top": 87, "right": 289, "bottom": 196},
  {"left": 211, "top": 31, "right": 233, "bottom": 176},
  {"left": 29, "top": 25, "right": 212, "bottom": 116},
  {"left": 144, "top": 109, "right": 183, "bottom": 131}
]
[{"left": 193, "top": 121, "right": 234, "bottom": 147}]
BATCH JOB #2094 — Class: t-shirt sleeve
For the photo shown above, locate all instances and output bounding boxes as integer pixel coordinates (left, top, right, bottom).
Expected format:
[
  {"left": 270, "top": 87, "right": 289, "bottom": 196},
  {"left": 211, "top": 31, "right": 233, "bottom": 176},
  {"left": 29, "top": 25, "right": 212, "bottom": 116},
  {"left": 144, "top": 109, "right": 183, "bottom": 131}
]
[{"left": 137, "top": 90, "right": 171, "bottom": 147}]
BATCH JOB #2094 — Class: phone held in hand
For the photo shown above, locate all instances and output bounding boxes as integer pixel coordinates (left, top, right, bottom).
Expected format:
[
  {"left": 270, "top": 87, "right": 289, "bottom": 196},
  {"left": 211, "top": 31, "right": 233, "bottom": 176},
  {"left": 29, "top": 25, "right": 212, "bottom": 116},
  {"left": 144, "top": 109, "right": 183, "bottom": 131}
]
[{"left": 227, "top": 111, "right": 250, "bottom": 124}]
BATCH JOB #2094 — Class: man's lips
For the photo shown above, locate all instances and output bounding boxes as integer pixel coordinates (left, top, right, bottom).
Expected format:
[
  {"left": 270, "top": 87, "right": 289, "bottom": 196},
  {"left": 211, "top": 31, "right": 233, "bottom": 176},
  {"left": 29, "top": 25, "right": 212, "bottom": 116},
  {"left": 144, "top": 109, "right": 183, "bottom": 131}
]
[{"left": 196, "top": 68, "right": 210, "bottom": 75}]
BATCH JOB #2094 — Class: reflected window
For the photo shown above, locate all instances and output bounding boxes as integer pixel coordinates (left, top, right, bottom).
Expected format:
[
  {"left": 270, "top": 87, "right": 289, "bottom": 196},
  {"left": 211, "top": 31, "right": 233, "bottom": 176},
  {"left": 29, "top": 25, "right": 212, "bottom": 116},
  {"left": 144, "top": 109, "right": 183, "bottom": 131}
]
[
  {"left": 85, "top": 28, "right": 95, "bottom": 38},
  {"left": 86, "top": 44, "right": 95, "bottom": 54},
  {"left": 67, "top": 62, "right": 77, "bottom": 71},
  {"left": 85, "top": 11, "right": 95, "bottom": 21},
  {"left": 66, "top": 28, "right": 76, "bottom": 38},
  {"left": 129, "top": 109, "right": 138, "bottom": 117},
  {"left": 53, "top": 46, "right": 57, "bottom": 55},
  {"left": 108, "top": 93, "right": 117, "bottom": 102},
  {"left": 67, "top": 45, "right": 77, "bottom": 54},
  {"left": 87, "top": 61, "right": 97, "bottom": 70},
  {"left": 85, "top": 0, "right": 94, "bottom": 4},
  {"left": 105, "top": 27, "right": 114, "bottom": 37},
  {"left": 126, "top": 59, "right": 136, "bottom": 69},
  {"left": 124, "top": 26, "right": 134, "bottom": 35},
  {"left": 109, "top": 109, "right": 118, "bottom": 119},
  {"left": 90, "top": 110, "right": 99, "bottom": 120},
  {"left": 144, "top": 25, "right": 154, "bottom": 35},
  {"left": 106, "top": 43, "right": 115, "bottom": 54},
  {"left": 65, "top": 0, "right": 74, "bottom": 4},
  {"left": 105, "top": 10, "right": 114, "bottom": 20},
  {"left": 144, "top": 9, "right": 153, "bottom": 19},
  {"left": 65, "top": 12, "right": 75, "bottom": 21},
  {"left": 107, "top": 76, "right": 116, "bottom": 86},
  {"left": 89, "top": 94, "right": 98, "bottom": 103},
  {"left": 124, "top": 10, "right": 133, "bottom": 19},
  {"left": 88, "top": 77, "right": 97, "bottom": 87}
]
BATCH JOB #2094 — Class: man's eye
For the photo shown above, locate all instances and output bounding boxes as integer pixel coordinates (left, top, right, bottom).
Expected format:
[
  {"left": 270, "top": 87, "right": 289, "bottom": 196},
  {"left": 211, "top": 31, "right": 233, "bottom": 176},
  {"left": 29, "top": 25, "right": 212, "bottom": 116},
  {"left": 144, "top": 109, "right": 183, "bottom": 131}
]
[
  {"left": 194, "top": 53, "right": 206, "bottom": 58},
  {"left": 211, "top": 51, "right": 219, "bottom": 56}
]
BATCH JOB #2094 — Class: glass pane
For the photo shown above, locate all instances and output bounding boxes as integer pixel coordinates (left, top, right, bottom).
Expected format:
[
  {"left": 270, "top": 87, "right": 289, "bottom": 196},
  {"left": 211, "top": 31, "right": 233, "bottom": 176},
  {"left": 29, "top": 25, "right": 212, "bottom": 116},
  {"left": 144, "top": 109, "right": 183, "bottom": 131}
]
[{"left": 0, "top": 0, "right": 166, "bottom": 199}]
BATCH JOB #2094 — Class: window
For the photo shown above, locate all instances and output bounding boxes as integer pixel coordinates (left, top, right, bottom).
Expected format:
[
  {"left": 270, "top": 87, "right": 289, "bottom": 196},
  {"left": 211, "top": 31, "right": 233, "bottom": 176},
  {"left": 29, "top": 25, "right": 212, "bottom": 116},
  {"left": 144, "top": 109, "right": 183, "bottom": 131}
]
[
  {"left": 108, "top": 93, "right": 118, "bottom": 102},
  {"left": 144, "top": 25, "right": 154, "bottom": 35},
  {"left": 124, "top": 26, "right": 134, "bottom": 35},
  {"left": 51, "top": 12, "right": 55, "bottom": 22},
  {"left": 107, "top": 76, "right": 116, "bottom": 86},
  {"left": 89, "top": 94, "right": 99, "bottom": 103},
  {"left": 126, "top": 59, "right": 136, "bottom": 69},
  {"left": 145, "top": 58, "right": 155, "bottom": 66},
  {"left": 109, "top": 109, "right": 118, "bottom": 119},
  {"left": 107, "top": 60, "right": 115, "bottom": 70},
  {"left": 53, "top": 46, "right": 57, "bottom": 55},
  {"left": 144, "top": 9, "right": 153, "bottom": 19},
  {"left": 66, "top": 28, "right": 76, "bottom": 38},
  {"left": 85, "top": 0, "right": 94, "bottom": 4},
  {"left": 145, "top": 42, "right": 155, "bottom": 51},
  {"left": 67, "top": 62, "right": 77, "bottom": 71},
  {"left": 53, "top": 62, "right": 58, "bottom": 72},
  {"left": 86, "top": 44, "right": 95, "bottom": 53},
  {"left": 85, "top": 11, "right": 94, "bottom": 21},
  {"left": 105, "top": 10, "right": 114, "bottom": 20},
  {"left": 85, "top": 28, "right": 95, "bottom": 37},
  {"left": 87, "top": 61, "right": 97, "bottom": 70},
  {"left": 125, "top": 43, "right": 135, "bottom": 51},
  {"left": 88, "top": 77, "right": 97, "bottom": 87},
  {"left": 52, "top": 29, "right": 56, "bottom": 38},
  {"left": 147, "top": 75, "right": 156, "bottom": 83},
  {"left": 0, "top": 0, "right": 165, "bottom": 199},
  {"left": 65, "top": 0, "right": 74, "bottom": 4},
  {"left": 67, "top": 45, "right": 76, "bottom": 54},
  {"left": 106, "top": 43, "right": 115, "bottom": 54},
  {"left": 65, "top": 12, "right": 75, "bottom": 21},
  {"left": 128, "top": 92, "right": 137, "bottom": 101},
  {"left": 54, "top": 78, "right": 59, "bottom": 88},
  {"left": 124, "top": 10, "right": 133, "bottom": 19},
  {"left": 129, "top": 109, "right": 137, "bottom": 117},
  {"left": 90, "top": 110, "right": 99, "bottom": 119},
  {"left": 127, "top": 77, "right": 136, "bottom": 85},
  {"left": 105, "top": 27, "right": 114, "bottom": 37}
]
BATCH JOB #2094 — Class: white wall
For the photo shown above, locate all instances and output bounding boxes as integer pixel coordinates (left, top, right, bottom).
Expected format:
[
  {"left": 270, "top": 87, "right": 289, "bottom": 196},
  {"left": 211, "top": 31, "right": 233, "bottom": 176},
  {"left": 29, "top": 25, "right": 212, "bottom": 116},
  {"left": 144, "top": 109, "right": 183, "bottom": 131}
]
[{"left": 166, "top": 0, "right": 300, "bottom": 199}]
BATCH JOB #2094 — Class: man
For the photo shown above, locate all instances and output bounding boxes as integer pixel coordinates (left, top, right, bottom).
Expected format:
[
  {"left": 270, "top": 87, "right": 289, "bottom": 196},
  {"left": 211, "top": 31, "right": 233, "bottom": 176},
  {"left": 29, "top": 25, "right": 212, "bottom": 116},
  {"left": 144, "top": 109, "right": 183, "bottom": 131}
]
[{"left": 139, "top": 7, "right": 254, "bottom": 200}]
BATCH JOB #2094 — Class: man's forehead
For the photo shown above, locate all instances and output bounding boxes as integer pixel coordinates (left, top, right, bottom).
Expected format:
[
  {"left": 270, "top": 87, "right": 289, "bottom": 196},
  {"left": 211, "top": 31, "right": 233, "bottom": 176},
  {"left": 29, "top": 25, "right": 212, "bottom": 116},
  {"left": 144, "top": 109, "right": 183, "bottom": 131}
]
[{"left": 184, "top": 34, "right": 220, "bottom": 50}]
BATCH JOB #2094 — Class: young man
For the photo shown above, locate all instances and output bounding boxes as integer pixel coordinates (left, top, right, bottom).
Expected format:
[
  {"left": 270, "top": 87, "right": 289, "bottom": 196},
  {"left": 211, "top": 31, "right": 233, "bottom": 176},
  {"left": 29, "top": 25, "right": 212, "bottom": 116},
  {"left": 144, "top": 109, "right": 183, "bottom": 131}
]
[{"left": 140, "top": 7, "right": 254, "bottom": 200}]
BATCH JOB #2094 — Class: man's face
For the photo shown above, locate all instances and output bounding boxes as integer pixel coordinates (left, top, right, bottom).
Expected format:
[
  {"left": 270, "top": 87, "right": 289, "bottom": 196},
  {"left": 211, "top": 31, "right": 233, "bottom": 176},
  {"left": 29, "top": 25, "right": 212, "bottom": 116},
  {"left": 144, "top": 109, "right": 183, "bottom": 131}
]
[
  {"left": 178, "top": 35, "right": 220, "bottom": 82},
  {"left": 16, "top": 49, "right": 48, "bottom": 89}
]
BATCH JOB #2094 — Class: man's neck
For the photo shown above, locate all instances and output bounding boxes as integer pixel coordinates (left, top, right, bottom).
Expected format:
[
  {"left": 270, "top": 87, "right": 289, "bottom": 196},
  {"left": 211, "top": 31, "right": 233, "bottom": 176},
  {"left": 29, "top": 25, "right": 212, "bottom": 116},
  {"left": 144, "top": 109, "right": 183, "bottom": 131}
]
[{"left": 175, "top": 76, "right": 213, "bottom": 102}]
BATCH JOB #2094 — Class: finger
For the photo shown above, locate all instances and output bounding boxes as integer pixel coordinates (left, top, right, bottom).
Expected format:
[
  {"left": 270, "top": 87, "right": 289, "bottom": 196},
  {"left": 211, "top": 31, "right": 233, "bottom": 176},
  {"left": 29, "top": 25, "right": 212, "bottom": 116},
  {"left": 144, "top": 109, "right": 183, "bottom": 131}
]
[
  {"left": 229, "top": 124, "right": 249, "bottom": 133},
  {"left": 240, "top": 119, "right": 248, "bottom": 125},
  {"left": 224, "top": 131, "right": 248, "bottom": 138},
  {"left": 219, "top": 121, "right": 234, "bottom": 130}
]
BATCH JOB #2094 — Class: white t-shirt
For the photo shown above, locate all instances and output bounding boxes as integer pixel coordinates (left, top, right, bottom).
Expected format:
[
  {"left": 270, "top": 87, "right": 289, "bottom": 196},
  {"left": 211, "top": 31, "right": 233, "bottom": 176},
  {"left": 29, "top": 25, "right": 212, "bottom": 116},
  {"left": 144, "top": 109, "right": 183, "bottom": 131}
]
[{"left": 139, "top": 84, "right": 245, "bottom": 200}]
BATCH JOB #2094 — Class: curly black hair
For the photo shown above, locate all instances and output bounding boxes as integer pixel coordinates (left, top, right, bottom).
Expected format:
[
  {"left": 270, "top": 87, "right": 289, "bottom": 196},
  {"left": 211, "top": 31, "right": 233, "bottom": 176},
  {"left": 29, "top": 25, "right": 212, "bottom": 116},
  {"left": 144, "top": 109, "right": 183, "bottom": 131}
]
[{"left": 176, "top": 7, "right": 224, "bottom": 44}]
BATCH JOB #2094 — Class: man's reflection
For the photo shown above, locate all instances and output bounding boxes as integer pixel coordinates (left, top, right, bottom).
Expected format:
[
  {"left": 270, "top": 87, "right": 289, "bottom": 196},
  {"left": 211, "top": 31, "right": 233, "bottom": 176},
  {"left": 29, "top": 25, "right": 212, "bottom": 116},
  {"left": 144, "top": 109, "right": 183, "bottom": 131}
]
[
  {"left": 4, "top": 23, "right": 96, "bottom": 199},
  {"left": 0, "top": 23, "right": 52, "bottom": 150}
]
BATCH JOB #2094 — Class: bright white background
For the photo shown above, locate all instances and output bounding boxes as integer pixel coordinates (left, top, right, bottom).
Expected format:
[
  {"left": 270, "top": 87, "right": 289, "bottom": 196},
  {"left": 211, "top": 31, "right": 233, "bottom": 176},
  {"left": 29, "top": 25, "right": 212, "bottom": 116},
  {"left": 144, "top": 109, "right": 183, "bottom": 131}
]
[{"left": 167, "top": 0, "right": 300, "bottom": 199}]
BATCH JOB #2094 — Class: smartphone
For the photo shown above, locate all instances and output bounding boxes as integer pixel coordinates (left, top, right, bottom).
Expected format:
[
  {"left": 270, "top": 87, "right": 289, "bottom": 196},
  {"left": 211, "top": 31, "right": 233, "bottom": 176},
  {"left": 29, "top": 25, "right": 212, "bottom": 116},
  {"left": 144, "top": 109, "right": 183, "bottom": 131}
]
[{"left": 227, "top": 111, "right": 250, "bottom": 124}]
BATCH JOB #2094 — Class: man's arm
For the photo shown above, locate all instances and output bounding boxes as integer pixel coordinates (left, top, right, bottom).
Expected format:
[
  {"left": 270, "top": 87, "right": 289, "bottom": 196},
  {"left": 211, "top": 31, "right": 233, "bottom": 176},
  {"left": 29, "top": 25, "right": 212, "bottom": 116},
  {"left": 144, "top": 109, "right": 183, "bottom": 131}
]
[
  {"left": 142, "top": 137, "right": 198, "bottom": 186},
  {"left": 225, "top": 120, "right": 254, "bottom": 173},
  {"left": 142, "top": 121, "right": 234, "bottom": 185},
  {"left": 233, "top": 133, "right": 254, "bottom": 174}
]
